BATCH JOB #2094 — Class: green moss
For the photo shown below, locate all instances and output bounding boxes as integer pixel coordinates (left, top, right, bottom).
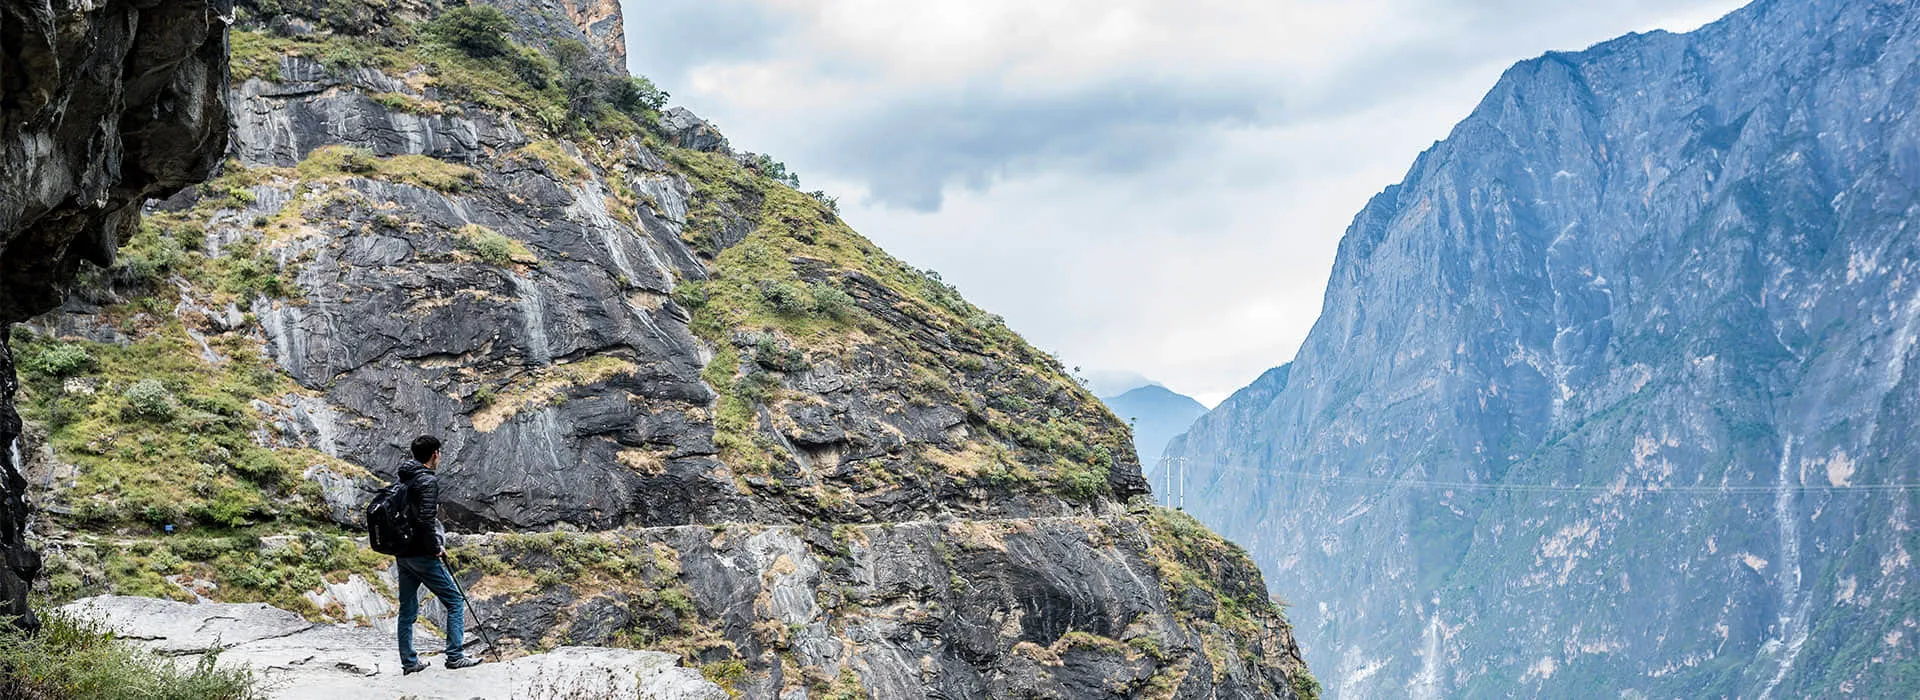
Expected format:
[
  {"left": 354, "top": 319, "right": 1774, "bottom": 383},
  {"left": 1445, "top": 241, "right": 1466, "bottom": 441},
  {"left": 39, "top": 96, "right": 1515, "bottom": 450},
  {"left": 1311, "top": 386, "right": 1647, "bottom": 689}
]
[
  {"left": 42, "top": 528, "right": 386, "bottom": 624},
  {"left": 295, "top": 145, "right": 478, "bottom": 193}
]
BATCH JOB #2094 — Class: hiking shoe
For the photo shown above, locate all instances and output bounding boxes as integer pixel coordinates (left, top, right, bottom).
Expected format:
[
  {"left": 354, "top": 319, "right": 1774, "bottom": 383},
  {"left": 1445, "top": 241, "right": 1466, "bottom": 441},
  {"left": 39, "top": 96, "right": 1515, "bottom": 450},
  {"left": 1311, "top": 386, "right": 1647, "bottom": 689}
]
[
  {"left": 445, "top": 656, "right": 482, "bottom": 670},
  {"left": 401, "top": 662, "right": 429, "bottom": 675}
]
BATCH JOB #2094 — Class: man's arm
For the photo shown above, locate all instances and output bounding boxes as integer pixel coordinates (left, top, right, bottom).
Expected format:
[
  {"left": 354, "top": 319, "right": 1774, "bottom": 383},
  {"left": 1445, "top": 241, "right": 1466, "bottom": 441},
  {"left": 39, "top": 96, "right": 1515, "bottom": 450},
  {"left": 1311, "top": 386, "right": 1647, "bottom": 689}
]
[{"left": 415, "top": 473, "right": 441, "bottom": 554}]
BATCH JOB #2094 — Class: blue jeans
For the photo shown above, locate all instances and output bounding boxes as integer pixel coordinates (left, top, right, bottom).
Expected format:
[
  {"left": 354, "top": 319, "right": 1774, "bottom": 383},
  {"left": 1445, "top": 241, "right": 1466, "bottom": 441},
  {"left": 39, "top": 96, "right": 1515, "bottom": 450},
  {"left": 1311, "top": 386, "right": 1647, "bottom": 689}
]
[{"left": 396, "top": 556, "right": 466, "bottom": 665}]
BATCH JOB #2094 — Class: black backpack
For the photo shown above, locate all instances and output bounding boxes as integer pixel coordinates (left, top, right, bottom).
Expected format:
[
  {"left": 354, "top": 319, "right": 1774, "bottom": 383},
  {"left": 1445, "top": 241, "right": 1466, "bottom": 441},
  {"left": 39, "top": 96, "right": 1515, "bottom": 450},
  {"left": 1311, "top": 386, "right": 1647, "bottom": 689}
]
[{"left": 365, "top": 479, "right": 416, "bottom": 555}]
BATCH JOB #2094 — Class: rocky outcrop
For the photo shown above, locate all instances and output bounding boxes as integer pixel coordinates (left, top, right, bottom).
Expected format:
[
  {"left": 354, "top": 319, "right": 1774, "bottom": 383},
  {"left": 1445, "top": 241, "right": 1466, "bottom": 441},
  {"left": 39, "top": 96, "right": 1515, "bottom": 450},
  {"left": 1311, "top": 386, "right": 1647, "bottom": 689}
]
[
  {"left": 446, "top": 510, "right": 1307, "bottom": 698},
  {"left": 1168, "top": 0, "right": 1920, "bottom": 695},
  {"left": 0, "top": 0, "right": 233, "bottom": 629},
  {"left": 15, "top": 1, "right": 1313, "bottom": 697},
  {"left": 556, "top": 0, "right": 626, "bottom": 64},
  {"left": 60, "top": 595, "right": 725, "bottom": 700}
]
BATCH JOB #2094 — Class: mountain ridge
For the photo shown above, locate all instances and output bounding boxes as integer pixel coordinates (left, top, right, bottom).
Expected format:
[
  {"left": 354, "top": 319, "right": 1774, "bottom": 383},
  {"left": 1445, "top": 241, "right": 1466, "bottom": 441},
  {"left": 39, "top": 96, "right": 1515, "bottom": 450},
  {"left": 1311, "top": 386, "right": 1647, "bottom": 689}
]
[{"left": 1168, "top": 0, "right": 1920, "bottom": 695}]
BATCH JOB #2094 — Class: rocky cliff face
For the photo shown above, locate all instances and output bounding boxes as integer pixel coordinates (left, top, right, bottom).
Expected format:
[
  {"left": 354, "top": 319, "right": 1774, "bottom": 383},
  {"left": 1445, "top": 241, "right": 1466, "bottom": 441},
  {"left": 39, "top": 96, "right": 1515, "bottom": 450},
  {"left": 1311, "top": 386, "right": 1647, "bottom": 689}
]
[
  {"left": 0, "top": 0, "right": 233, "bottom": 629},
  {"left": 13, "top": 1, "right": 1315, "bottom": 696},
  {"left": 1168, "top": 0, "right": 1920, "bottom": 696}
]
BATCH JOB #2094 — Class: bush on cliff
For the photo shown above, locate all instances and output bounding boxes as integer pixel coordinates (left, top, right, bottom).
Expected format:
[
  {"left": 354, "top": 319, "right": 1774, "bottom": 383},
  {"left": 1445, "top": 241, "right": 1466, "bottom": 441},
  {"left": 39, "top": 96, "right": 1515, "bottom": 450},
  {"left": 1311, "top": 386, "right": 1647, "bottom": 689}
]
[
  {"left": 0, "top": 612, "right": 260, "bottom": 700},
  {"left": 425, "top": 5, "right": 515, "bottom": 59}
]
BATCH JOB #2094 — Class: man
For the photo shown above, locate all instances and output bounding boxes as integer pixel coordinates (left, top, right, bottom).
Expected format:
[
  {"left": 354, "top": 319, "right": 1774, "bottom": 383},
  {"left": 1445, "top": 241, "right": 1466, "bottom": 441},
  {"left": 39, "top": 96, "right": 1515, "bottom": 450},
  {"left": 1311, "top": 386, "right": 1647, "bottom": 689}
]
[{"left": 394, "top": 435, "right": 482, "bottom": 673}]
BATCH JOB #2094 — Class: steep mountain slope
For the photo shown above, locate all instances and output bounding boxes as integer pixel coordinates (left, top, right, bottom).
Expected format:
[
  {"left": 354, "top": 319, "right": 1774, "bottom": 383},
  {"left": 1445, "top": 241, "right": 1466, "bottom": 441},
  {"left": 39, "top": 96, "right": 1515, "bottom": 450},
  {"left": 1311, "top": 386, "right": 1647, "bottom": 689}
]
[
  {"left": 11, "top": 1, "right": 1316, "bottom": 696},
  {"left": 1103, "top": 384, "right": 1208, "bottom": 469},
  {"left": 1168, "top": 0, "right": 1920, "bottom": 696}
]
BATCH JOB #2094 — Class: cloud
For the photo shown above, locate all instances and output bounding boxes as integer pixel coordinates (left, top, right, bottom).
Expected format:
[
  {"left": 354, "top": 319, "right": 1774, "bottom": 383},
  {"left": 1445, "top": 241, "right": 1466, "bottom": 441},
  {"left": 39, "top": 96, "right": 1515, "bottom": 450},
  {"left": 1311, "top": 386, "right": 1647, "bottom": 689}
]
[
  {"left": 618, "top": 0, "right": 1751, "bottom": 403},
  {"left": 621, "top": 0, "right": 791, "bottom": 81},
  {"left": 814, "top": 79, "right": 1275, "bottom": 210}
]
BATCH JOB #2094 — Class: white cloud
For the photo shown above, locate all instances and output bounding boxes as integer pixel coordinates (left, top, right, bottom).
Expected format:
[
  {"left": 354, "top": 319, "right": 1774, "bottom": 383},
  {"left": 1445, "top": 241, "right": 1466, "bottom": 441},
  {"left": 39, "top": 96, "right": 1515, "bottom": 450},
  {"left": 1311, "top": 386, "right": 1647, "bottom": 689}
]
[{"left": 621, "top": 0, "right": 1752, "bottom": 404}]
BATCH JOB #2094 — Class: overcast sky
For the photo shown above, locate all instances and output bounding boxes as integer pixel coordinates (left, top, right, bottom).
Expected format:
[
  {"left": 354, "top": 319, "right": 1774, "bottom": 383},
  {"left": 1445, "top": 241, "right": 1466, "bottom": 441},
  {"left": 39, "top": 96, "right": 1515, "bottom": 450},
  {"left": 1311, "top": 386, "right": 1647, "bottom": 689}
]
[{"left": 619, "top": 0, "right": 1749, "bottom": 406}]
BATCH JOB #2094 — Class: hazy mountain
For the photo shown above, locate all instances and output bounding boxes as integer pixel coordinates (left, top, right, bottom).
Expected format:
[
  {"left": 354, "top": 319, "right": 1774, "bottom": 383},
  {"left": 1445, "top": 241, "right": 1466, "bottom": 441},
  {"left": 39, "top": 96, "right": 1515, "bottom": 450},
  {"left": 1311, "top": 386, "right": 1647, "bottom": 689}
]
[
  {"left": 1168, "top": 0, "right": 1920, "bottom": 696},
  {"left": 1102, "top": 384, "right": 1209, "bottom": 470}
]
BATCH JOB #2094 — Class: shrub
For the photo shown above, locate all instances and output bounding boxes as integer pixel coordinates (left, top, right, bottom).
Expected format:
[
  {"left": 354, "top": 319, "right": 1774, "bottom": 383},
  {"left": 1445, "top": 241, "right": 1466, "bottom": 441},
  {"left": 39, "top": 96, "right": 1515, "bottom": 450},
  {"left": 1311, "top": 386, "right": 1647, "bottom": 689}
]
[
  {"left": 759, "top": 281, "right": 812, "bottom": 315},
  {"left": 115, "top": 222, "right": 188, "bottom": 285},
  {"left": 425, "top": 5, "right": 515, "bottom": 59},
  {"left": 671, "top": 282, "right": 708, "bottom": 309},
  {"left": 213, "top": 238, "right": 292, "bottom": 300},
  {"left": 0, "top": 611, "right": 260, "bottom": 700},
  {"left": 752, "top": 336, "right": 808, "bottom": 373},
  {"left": 748, "top": 154, "right": 801, "bottom": 188},
  {"left": 607, "top": 76, "right": 670, "bottom": 114},
  {"left": 1292, "top": 671, "right": 1324, "bottom": 700},
  {"left": 122, "top": 379, "right": 179, "bottom": 422},
  {"left": 810, "top": 282, "right": 855, "bottom": 319},
  {"left": 23, "top": 344, "right": 94, "bottom": 378}
]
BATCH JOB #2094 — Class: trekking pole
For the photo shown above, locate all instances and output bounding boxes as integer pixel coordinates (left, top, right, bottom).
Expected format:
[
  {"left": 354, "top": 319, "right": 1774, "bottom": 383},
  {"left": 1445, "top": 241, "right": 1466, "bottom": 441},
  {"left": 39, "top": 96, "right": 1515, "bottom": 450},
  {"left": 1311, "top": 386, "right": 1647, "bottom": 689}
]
[{"left": 441, "top": 554, "right": 498, "bottom": 660}]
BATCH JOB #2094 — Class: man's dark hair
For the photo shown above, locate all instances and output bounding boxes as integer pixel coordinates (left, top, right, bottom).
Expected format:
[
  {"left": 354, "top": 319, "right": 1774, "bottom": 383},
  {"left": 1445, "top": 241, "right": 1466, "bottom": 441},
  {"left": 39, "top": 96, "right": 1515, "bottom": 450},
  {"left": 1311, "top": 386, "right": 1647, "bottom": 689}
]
[{"left": 411, "top": 435, "right": 442, "bottom": 463}]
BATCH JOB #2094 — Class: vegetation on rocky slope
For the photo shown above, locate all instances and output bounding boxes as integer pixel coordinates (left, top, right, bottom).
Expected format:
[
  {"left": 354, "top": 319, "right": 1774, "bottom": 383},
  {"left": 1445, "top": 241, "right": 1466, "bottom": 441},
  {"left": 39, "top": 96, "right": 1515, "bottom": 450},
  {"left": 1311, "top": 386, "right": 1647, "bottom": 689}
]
[
  {"left": 0, "top": 611, "right": 260, "bottom": 699},
  {"left": 13, "top": 1, "right": 1309, "bottom": 696}
]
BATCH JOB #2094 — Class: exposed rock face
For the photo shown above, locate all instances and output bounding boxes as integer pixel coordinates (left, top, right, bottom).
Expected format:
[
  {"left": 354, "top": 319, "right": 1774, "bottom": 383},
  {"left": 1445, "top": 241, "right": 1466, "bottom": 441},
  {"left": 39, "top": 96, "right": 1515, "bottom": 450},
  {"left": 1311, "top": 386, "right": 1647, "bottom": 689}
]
[
  {"left": 555, "top": 0, "right": 625, "bottom": 64},
  {"left": 0, "top": 0, "right": 232, "bottom": 629},
  {"left": 16, "top": 1, "right": 1314, "bottom": 696},
  {"left": 1168, "top": 0, "right": 1920, "bottom": 696},
  {"left": 60, "top": 595, "right": 726, "bottom": 699},
  {"left": 453, "top": 512, "right": 1305, "bottom": 698},
  {"left": 0, "top": 0, "right": 231, "bottom": 319}
]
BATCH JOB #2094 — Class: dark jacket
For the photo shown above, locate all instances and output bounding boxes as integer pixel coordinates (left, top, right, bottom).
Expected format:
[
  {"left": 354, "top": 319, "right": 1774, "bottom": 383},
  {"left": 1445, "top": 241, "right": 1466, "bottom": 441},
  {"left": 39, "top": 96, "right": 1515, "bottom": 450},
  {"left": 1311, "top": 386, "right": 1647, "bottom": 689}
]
[{"left": 397, "top": 459, "right": 442, "bottom": 557}]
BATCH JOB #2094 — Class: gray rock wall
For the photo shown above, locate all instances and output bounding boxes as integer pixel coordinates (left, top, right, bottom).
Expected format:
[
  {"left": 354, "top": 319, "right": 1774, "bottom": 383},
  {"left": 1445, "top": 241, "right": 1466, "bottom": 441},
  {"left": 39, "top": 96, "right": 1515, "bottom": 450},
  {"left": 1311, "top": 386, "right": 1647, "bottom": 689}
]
[
  {"left": 12, "top": 3, "right": 1311, "bottom": 695},
  {"left": 0, "top": 0, "right": 232, "bottom": 629}
]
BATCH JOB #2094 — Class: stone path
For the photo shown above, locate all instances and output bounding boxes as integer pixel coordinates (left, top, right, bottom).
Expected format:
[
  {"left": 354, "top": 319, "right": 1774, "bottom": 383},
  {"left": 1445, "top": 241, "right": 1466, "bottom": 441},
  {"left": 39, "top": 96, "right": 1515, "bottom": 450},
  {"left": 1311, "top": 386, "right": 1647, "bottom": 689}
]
[{"left": 59, "top": 596, "right": 725, "bottom": 700}]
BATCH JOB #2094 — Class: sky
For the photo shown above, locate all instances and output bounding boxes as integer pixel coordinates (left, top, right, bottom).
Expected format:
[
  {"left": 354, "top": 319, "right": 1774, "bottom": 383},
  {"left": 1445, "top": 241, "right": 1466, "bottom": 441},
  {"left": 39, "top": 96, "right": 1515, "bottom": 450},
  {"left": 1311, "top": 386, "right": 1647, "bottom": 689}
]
[{"left": 618, "top": 0, "right": 1750, "bottom": 406}]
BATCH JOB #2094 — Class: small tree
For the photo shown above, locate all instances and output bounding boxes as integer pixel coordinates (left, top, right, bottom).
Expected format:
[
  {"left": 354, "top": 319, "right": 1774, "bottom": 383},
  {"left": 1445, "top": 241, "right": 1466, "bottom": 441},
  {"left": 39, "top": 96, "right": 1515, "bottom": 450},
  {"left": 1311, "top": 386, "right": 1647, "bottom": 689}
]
[{"left": 427, "top": 4, "right": 515, "bottom": 59}]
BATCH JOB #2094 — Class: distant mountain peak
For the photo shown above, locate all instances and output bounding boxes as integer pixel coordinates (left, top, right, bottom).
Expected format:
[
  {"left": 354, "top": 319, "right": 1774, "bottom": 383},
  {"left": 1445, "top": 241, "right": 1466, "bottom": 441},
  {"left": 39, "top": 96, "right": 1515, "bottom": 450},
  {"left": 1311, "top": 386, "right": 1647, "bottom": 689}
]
[
  {"left": 1100, "top": 384, "right": 1208, "bottom": 470},
  {"left": 1168, "top": 0, "right": 1920, "bottom": 694}
]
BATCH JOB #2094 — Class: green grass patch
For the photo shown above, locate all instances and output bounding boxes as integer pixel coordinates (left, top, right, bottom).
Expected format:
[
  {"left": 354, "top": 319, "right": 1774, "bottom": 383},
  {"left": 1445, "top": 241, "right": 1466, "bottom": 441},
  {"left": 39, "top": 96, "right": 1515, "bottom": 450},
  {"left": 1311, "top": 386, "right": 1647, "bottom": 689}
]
[
  {"left": 295, "top": 145, "right": 478, "bottom": 193},
  {"left": 12, "top": 323, "right": 330, "bottom": 530},
  {"left": 515, "top": 141, "right": 592, "bottom": 182},
  {"left": 456, "top": 224, "right": 537, "bottom": 267},
  {"left": 0, "top": 611, "right": 261, "bottom": 699}
]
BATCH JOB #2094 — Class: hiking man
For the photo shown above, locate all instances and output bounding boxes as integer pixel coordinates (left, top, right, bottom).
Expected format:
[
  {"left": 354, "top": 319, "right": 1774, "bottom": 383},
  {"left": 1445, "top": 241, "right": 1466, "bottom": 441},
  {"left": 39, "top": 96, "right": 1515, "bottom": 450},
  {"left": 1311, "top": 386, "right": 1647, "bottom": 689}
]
[{"left": 393, "top": 435, "right": 482, "bottom": 673}]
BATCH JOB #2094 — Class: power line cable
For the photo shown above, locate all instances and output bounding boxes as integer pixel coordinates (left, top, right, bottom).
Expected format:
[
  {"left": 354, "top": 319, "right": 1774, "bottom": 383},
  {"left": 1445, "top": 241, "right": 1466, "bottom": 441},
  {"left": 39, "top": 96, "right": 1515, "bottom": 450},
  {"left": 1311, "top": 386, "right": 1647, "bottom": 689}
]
[{"left": 1156, "top": 457, "right": 1920, "bottom": 496}]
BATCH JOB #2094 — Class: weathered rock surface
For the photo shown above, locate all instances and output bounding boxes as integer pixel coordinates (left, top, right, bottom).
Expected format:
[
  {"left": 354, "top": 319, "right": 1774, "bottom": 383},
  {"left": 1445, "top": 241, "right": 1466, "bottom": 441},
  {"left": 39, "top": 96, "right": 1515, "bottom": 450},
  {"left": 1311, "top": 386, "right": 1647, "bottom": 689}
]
[
  {"left": 0, "top": 0, "right": 233, "bottom": 629},
  {"left": 1168, "top": 0, "right": 1920, "bottom": 696},
  {"left": 447, "top": 511, "right": 1307, "bottom": 698},
  {"left": 16, "top": 1, "right": 1311, "bottom": 696},
  {"left": 60, "top": 595, "right": 725, "bottom": 700}
]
